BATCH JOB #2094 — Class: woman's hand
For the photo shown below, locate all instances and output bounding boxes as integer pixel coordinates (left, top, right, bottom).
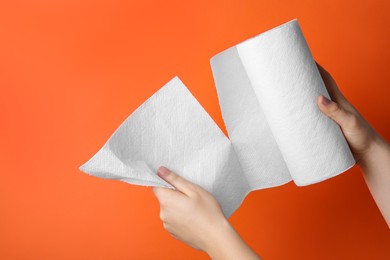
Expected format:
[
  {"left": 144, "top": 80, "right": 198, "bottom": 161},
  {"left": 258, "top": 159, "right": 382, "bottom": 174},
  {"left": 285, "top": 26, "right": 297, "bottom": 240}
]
[
  {"left": 316, "top": 62, "right": 390, "bottom": 227},
  {"left": 316, "top": 62, "right": 383, "bottom": 164},
  {"left": 152, "top": 166, "right": 260, "bottom": 259},
  {"left": 152, "top": 166, "right": 227, "bottom": 251}
]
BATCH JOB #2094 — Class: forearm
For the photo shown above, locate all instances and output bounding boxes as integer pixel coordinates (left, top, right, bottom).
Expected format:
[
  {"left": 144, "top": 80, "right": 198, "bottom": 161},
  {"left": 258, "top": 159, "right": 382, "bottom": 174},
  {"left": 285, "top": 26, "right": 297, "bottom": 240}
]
[
  {"left": 358, "top": 133, "right": 390, "bottom": 227},
  {"left": 205, "top": 219, "right": 261, "bottom": 260}
]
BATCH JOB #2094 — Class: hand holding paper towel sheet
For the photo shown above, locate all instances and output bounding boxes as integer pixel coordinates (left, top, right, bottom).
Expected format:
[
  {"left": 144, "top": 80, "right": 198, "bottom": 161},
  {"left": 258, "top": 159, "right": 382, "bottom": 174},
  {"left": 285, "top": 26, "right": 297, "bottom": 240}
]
[{"left": 79, "top": 19, "right": 355, "bottom": 218}]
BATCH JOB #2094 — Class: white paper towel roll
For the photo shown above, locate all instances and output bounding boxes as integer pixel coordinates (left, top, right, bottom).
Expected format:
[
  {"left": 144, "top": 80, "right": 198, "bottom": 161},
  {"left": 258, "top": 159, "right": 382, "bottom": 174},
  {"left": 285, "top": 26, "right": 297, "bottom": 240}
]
[
  {"left": 210, "top": 18, "right": 356, "bottom": 186},
  {"left": 80, "top": 19, "right": 356, "bottom": 218}
]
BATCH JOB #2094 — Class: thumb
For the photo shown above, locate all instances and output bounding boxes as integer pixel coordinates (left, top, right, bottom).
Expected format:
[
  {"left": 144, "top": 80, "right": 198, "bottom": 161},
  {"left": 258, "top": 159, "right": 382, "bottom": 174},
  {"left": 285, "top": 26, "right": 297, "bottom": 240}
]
[
  {"left": 157, "top": 166, "right": 196, "bottom": 196},
  {"left": 317, "top": 95, "right": 356, "bottom": 131}
]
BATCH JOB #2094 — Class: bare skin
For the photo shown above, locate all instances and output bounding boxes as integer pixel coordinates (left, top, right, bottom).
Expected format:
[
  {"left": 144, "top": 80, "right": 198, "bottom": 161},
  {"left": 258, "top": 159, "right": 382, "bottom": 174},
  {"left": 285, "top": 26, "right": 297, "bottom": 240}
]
[
  {"left": 152, "top": 167, "right": 260, "bottom": 259},
  {"left": 315, "top": 63, "right": 390, "bottom": 227},
  {"left": 152, "top": 63, "right": 390, "bottom": 259}
]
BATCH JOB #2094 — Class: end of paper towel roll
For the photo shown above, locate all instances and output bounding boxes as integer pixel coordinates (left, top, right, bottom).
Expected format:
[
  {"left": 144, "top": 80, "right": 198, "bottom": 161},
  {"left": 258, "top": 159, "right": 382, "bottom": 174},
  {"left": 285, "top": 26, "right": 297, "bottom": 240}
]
[
  {"left": 209, "top": 18, "right": 299, "bottom": 64},
  {"left": 293, "top": 159, "right": 356, "bottom": 187}
]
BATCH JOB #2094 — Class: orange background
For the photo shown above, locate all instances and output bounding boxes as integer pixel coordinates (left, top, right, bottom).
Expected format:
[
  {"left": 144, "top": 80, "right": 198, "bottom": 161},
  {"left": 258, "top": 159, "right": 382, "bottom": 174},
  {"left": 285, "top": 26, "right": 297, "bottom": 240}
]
[{"left": 1, "top": 0, "right": 389, "bottom": 259}]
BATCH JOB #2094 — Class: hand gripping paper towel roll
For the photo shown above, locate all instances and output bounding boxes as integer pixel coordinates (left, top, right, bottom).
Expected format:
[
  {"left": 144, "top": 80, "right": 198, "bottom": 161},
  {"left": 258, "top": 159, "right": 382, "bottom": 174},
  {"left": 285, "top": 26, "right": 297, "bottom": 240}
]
[{"left": 79, "top": 19, "right": 356, "bottom": 218}]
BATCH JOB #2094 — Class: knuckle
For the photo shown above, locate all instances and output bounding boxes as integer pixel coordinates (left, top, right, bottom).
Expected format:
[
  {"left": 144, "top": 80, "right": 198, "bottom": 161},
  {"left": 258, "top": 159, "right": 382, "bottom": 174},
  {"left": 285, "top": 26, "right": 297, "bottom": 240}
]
[
  {"left": 328, "top": 103, "right": 342, "bottom": 118},
  {"left": 189, "top": 191, "right": 200, "bottom": 200},
  {"left": 163, "top": 223, "right": 173, "bottom": 233},
  {"left": 187, "top": 186, "right": 201, "bottom": 199},
  {"left": 169, "top": 173, "right": 179, "bottom": 183},
  {"left": 194, "top": 184, "right": 208, "bottom": 196},
  {"left": 347, "top": 113, "right": 360, "bottom": 129},
  {"left": 329, "top": 102, "right": 340, "bottom": 113},
  {"left": 159, "top": 211, "right": 167, "bottom": 222},
  {"left": 162, "top": 222, "right": 168, "bottom": 230},
  {"left": 189, "top": 182, "right": 200, "bottom": 190}
]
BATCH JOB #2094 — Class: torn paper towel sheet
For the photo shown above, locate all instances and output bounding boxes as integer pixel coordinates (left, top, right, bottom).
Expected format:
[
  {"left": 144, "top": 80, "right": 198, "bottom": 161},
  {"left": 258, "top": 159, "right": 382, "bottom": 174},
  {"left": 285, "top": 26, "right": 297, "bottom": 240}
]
[
  {"left": 80, "top": 77, "right": 250, "bottom": 218},
  {"left": 80, "top": 19, "right": 355, "bottom": 218}
]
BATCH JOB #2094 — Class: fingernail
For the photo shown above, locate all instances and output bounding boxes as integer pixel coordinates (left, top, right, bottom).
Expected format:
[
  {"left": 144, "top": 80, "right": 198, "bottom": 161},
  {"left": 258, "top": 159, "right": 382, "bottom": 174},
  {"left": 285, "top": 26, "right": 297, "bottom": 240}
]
[
  {"left": 157, "top": 166, "right": 170, "bottom": 177},
  {"left": 321, "top": 95, "right": 331, "bottom": 106}
]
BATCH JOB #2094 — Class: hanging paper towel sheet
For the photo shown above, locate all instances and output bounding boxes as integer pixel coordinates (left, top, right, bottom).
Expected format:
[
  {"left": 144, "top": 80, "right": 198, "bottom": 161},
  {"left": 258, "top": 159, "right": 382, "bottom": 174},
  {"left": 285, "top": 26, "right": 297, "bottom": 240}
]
[{"left": 79, "top": 19, "right": 356, "bottom": 218}]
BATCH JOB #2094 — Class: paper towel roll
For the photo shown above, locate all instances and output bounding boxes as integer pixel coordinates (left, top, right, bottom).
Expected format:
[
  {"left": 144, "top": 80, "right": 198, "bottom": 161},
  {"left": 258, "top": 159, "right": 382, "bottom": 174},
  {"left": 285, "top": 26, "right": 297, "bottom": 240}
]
[
  {"left": 80, "top": 19, "right": 356, "bottom": 218},
  {"left": 211, "top": 18, "right": 355, "bottom": 186}
]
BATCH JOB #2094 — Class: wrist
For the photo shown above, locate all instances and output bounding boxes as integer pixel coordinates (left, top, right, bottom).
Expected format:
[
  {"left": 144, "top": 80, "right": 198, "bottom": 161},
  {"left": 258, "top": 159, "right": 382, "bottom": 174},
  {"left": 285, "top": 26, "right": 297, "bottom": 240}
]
[
  {"left": 358, "top": 132, "right": 389, "bottom": 169},
  {"left": 204, "top": 218, "right": 259, "bottom": 260},
  {"left": 203, "top": 217, "right": 233, "bottom": 257},
  {"left": 355, "top": 129, "right": 390, "bottom": 227}
]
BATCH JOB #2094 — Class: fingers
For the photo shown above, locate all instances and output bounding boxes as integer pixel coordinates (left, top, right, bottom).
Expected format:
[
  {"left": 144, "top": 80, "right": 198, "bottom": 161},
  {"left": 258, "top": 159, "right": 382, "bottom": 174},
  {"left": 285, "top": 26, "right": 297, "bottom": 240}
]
[
  {"left": 315, "top": 62, "right": 346, "bottom": 104},
  {"left": 152, "top": 186, "right": 186, "bottom": 213},
  {"left": 156, "top": 166, "right": 197, "bottom": 197},
  {"left": 317, "top": 95, "right": 358, "bottom": 131},
  {"left": 152, "top": 186, "right": 175, "bottom": 199}
]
